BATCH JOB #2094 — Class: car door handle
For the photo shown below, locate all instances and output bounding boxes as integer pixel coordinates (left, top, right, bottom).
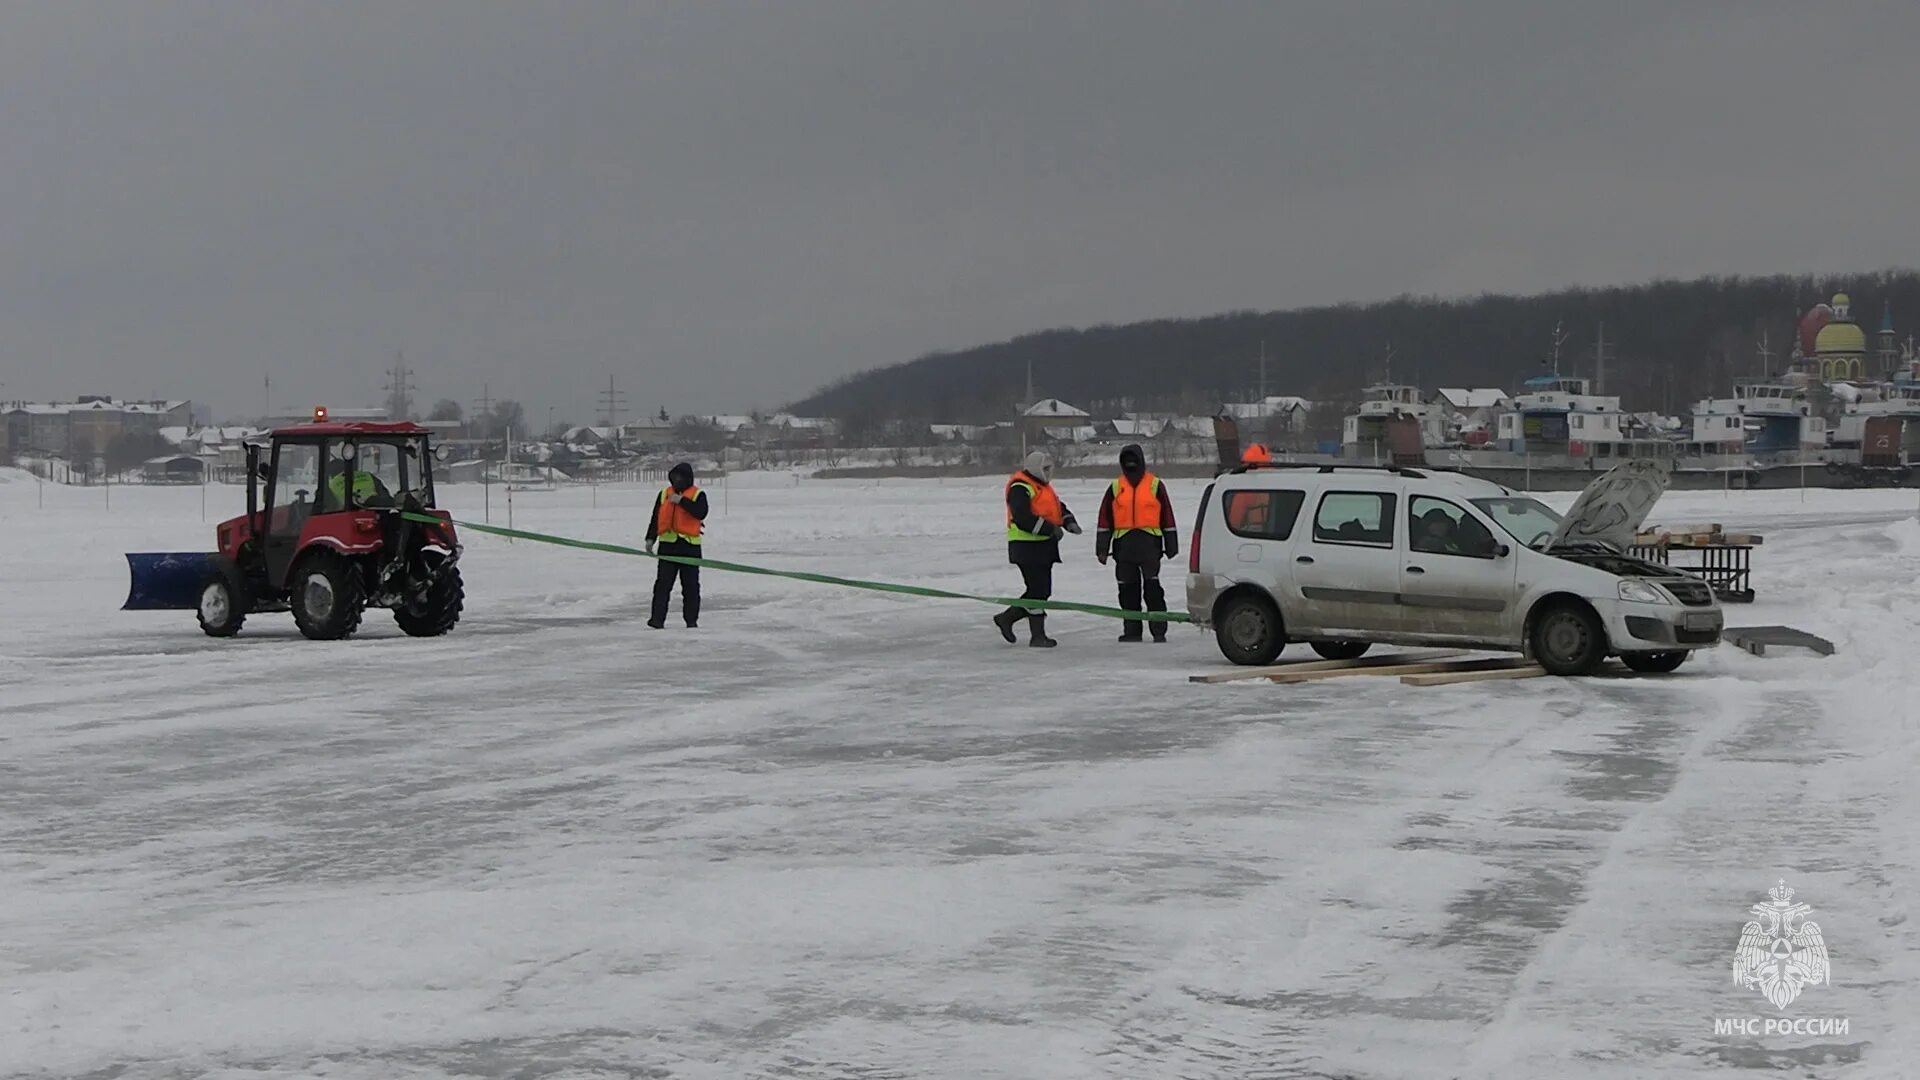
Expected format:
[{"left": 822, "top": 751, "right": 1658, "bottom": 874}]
[
  {"left": 1295, "top": 555, "right": 1314, "bottom": 564},
  {"left": 1406, "top": 565, "right": 1426, "bottom": 574}
]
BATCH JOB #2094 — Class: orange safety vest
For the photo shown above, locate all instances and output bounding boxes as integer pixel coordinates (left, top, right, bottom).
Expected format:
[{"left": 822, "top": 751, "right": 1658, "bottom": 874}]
[
  {"left": 1226, "top": 491, "right": 1269, "bottom": 532},
  {"left": 654, "top": 485, "right": 703, "bottom": 544},
  {"left": 1006, "top": 473, "right": 1063, "bottom": 541},
  {"left": 1110, "top": 473, "right": 1163, "bottom": 536}
]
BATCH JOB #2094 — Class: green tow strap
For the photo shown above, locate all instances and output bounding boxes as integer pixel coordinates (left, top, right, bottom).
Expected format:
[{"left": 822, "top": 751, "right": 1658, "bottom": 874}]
[{"left": 403, "top": 512, "right": 1193, "bottom": 623}]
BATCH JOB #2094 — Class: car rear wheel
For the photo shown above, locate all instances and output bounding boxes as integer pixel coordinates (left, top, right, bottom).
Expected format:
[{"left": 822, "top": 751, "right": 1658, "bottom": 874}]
[
  {"left": 290, "top": 551, "right": 366, "bottom": 641},
  {"left": 1622, "top": 650, "right": 1688, "bottom": 674},
  {"left": 1214, "top": 592, "right": 1285, "bottom": 666},
  {"left": 1529, "top": 601, "right": 1606, "bottom": 676},
  {"left": 1310, "top": 640, "right": 1370, "bottom": 661}
]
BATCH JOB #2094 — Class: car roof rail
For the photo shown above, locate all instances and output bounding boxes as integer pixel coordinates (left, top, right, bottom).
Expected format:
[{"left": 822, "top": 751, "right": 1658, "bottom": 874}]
[{"left": 1227, "top": 462, "right": 1426, "bottom": 478}]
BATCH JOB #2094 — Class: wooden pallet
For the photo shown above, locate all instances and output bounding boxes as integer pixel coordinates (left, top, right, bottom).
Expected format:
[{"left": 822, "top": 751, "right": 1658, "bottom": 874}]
[
  {"left": 1634, "top": 525, "right": 1764, "bottom": 547},
  {"left": 1188, "top": 649, "right": 1468, "bottom": 684}
]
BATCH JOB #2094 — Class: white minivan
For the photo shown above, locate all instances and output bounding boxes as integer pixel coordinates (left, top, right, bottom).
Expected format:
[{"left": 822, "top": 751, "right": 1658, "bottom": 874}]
[{"left": 1185, "top": 460, "right": 1723, "bottom": 675}]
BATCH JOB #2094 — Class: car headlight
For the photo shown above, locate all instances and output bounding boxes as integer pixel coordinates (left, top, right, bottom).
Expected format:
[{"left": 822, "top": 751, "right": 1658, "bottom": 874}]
[{"left": 1617, "top": 579, "right": 1671, "bottom": 605}]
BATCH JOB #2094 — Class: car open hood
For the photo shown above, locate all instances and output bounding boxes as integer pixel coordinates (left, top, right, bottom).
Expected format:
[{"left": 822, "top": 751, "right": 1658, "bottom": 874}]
[{"left": 1545, "top": 459, "right": 1670, "bottom": 550}]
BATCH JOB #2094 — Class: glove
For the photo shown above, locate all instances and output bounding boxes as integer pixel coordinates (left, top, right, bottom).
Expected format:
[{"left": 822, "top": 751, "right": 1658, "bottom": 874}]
[
  {"left": 1163, "top": 537, "right": 1179, "bottom": 559},
  {"left": 667, "top": 492, "right": 682, "bottom": 504},
  {"left": 1097, "top": 552, "right": 1109, "bottom": 565},
  {"left": 645, "top": 540, "right": 656, "bottom": 555},
  {"left": 1062, "top": 517, "right": 1083, "bottom": 535}
]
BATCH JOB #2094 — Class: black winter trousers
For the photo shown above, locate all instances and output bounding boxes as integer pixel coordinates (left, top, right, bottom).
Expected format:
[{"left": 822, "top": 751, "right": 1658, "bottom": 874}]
[
  {"left": 650, "top": 545, "right": 702, "bottom": 626},
  {"left": 1115, "top": 558, "right": 1167, "bottom": 639},
  {"left": 1007, "top": 561, "right": 1053, "bottom": 617}
]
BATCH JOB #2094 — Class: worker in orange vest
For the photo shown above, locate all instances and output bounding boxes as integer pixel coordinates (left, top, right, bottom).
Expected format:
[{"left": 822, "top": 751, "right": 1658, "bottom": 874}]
[
  {"left": 993, "top": 451, "right": 1081, "bottom": 648},
  {"left": 645, "top": 462, "right": 709, "bottom": 629},
  {"left": 1095, "top": 444, "right": 1179, "bottom": 642}
]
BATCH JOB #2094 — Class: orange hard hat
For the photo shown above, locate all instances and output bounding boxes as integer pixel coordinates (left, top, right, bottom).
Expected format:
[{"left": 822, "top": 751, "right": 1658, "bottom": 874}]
[{"left": 1241, "top": 443, "right": 1272, "bottom": 464}]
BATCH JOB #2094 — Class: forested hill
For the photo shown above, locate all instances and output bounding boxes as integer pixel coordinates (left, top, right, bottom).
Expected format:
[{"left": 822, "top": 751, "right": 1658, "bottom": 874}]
[{"left": 789, "top": 272, "right": 1920, "bottom": 425}]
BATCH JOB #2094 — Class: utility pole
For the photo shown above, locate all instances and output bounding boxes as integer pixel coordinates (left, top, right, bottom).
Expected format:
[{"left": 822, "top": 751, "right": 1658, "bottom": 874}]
[
  {"left": 1549, "top": 321, "right": 1569, "bottom": 377},
  {"left": 1756, "top": 330, "right": 1774, "bottom": 379},
  {"left": 263, "top": 373, "right": 271, "bottom": 424},
  {"left": 383, "top": 352, "right": 417, "bottom": 419},
  {"left": 596, "top": 374, "right": 628, "bottom": 429},
  {"left": 1258, "top": 339, "right": 1268, "bottom": 400}
]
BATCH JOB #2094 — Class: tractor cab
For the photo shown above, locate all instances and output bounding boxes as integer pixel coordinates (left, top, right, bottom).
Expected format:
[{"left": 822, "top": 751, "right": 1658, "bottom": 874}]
[
  {"left": 250, "top": 423, "right": 440, "bottom": 585},
  {"left": 126, "top": 412, "right": 465, "bottom": 641}
]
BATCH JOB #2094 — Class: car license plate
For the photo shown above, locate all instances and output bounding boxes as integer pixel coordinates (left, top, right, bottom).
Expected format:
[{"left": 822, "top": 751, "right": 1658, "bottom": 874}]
[{"left": 1684, "top": 612, "right": 1718, "bottom": 630}]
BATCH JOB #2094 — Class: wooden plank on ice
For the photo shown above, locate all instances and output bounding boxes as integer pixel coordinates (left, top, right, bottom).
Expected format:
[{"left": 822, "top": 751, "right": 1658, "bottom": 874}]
[
  {"left": 1188, "top": 649, "right": 1468, "bottom": 684},
  {"left": 1400, "top": 664, "right": 1549, "bottom": 687},
  {"left": 1263, "top": 655, "right": 1532, "bottom": 685}
]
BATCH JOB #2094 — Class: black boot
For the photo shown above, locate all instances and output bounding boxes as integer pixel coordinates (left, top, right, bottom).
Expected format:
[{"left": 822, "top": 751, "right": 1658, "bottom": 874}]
[
  {"left": 1149, "top": 621, "right": 1168, "bottom": 643},
  {"left": 1118, "top": 619, "right": 1144, "bottom": 642},
  {"left": 1028, "top": 614, "right": 1057, "bottom": 648},
  {"left": 993, "top": 608, "right": 1025, "bottom": 643}
]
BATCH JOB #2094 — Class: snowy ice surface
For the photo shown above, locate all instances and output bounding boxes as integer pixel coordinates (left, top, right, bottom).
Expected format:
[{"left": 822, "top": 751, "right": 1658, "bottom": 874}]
[{"left": 2, "top": 470, "right": 1917, "bottom": 1079}]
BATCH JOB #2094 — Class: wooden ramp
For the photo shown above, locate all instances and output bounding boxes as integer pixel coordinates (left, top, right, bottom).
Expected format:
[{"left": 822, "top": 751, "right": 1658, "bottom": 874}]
[
  {"left": 1263, "top": 655, "right": 1534, "bottom": 685},
  {"left": 1188, "top": 649, "right": 1467, "bottom": 684},
  {"left": 1401, "top": 663, "right": 1548, "bottom": 687}
]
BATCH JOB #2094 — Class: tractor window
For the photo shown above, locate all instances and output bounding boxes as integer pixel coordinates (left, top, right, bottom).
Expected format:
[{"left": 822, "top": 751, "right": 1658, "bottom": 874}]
[
  {"left": 323, "top": 441, "right": 401, "bottom": 510},
  {"left": 269, "top": 443, "right": 321, "bottom": 537}
]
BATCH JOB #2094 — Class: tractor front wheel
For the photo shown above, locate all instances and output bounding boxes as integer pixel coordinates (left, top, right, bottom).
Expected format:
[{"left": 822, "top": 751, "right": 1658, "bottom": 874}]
[
  {"left": 395, "top": 559, "right": 464, "bottom": 637},
  {"left": 196, "top": 566, "right": 249, "bottom": 638},
  {"left": 290, "top": 551, "right": 366, "bottom": 641}
]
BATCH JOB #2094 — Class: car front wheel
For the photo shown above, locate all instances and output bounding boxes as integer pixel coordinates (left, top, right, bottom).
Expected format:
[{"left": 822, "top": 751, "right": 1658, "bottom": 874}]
[
  {"left": 1529, "top": 601, "right": 1607, "bottom": 676},
  {"left": 1214, "top": 592, "right": 1285, "bottom": 666}
]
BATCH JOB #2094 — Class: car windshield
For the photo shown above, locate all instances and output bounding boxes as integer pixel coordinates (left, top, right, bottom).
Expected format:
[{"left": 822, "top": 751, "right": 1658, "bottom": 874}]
[{"left": 1470, "top": 496, "right": 1564, "bottom": 550}]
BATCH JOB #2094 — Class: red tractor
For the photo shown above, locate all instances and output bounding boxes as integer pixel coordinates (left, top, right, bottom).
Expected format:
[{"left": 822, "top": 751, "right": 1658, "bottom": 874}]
[{"left": 124, "top": 416, "right": 465, "bottom": 640}]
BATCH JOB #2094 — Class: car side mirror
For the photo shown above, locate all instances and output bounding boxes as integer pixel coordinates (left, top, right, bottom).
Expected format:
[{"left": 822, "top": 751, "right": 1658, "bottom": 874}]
[{"left": 1496, "top": 543, "right": 1511, "bottom": 558}]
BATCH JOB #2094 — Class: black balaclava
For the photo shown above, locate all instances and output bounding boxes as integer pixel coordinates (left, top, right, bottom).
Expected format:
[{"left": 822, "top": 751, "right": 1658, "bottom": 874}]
[
  {"left": 1119, "top": 443, "right": 1146, "bottom": 482},
  {"left": 669, "top": 462, "right": 695, "bottom": 492}
]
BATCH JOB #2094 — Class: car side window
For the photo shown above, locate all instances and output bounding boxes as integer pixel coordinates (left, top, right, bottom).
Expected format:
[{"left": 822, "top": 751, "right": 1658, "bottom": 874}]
[
  {"left": 1224, "top": 489, "right": 1305, "bottom": 540},
  {"left": 1312, "top": 492, "right": 1396, "bottom": 547},
  {"left": 1408, "top": 496, "right": 1498, "bottom": 559}
]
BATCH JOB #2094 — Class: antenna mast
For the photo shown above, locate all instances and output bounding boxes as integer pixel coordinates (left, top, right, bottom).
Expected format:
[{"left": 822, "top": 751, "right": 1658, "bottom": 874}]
[
  {"left": 1549, "top": 321, "right": 1569, "bottom": 376},
  {"left": 1593, "top": 322, "right": 1609, "bottom": 395}
]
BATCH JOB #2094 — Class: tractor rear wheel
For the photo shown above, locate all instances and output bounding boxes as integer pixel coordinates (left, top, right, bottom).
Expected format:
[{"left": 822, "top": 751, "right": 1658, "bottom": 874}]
[
  {"left": 290, "top": 551, "right": 366, "bottom": 640},
  {"left": 395, "top": 560, "right": 464, "bottom": 637},
  {"left": 196, "top": 565, "right": 249, "bottom": 638}
]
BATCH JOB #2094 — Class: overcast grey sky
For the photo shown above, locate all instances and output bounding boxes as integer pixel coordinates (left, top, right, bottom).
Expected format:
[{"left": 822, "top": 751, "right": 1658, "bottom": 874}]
[{"left": 4, "top": 1, "right": 1918, "bottom": 423}]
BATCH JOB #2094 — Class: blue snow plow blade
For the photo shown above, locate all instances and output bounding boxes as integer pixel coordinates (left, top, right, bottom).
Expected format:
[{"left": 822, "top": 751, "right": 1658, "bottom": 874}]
[{"left": 124, "top": 553, "right": 217, "bottom": 611}]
